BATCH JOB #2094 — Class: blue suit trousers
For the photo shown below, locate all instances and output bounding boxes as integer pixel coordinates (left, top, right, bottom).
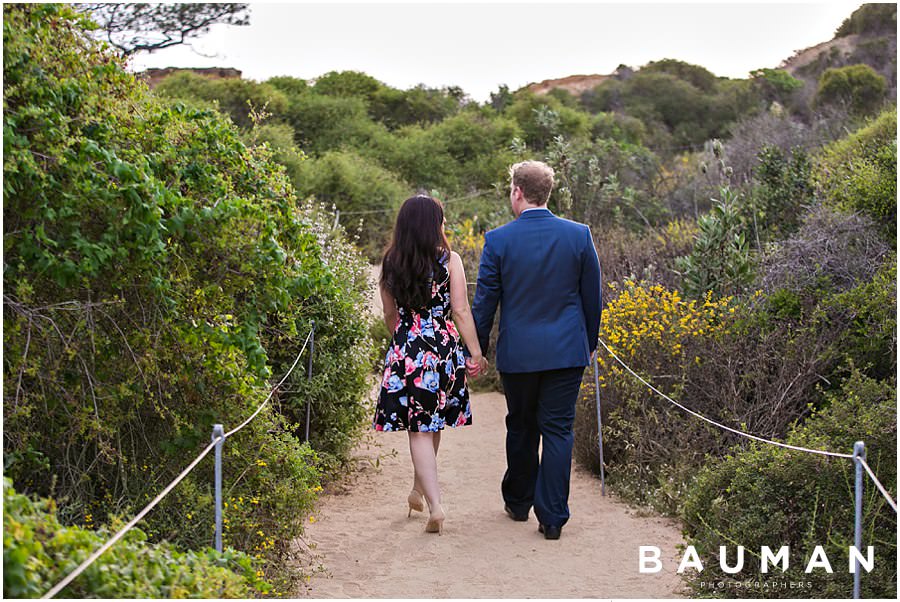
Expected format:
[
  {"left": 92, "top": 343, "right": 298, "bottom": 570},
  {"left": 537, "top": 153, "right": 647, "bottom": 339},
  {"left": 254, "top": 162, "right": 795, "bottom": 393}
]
[{"left": 500, "top": 367, "right": 585, "bottom": 528}]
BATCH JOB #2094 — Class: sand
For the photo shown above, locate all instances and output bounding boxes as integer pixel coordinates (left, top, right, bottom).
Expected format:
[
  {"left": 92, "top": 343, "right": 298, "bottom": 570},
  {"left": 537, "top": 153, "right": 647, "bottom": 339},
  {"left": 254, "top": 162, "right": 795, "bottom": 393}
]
[{"left": 293, "top": 390, "right": 688, "bottom": 598}]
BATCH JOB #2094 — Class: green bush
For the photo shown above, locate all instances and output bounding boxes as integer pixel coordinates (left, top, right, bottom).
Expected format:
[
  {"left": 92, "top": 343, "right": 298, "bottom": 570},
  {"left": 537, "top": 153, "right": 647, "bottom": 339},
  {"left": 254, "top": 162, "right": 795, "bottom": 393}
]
[
  {"left": 815, "top": 64, "right": 888, "bottom": 117},
  {"left": 590, "top": 111, "right": 648, "bottom": 145},
  {"left": 681, "top": 370, "right": 897, "bottom": 598},
  {"left": 543, "top": 135, "right": 664, "bottom": 230},
  {"left": 293, "top": 150, "right": 410, "bottom": 258},
  {"left": 749, "top": 145, "right": 813, "bottom": 239},
  {"left": 3, "top": 3, "right": 372, "bottom": 589},
  {"left": 370, "top": 84, "right": 462, "bottom": 129},
  {"left": 155, "top": 71, "right": 289, "bottom": 130},
  {"left": 282, "top": 92, "right": 388, "bottom": 154},
  {"left": 312, "top": 70, "right": 383, "bottom": 100},
  {"left": 835, "top": 3, "right": 897, "bottom": 37},
  {"left": 3, "top": 478, "right": 265, "bottom": 598},
  {"left": 676, "top": 186, "right": 754, "bottom": 297},
  {"left": 506, "top": 93, "right": 591, "bottom": 150},
  {"left": 813, "top": 107, "right": 897, "bottom": 238}
]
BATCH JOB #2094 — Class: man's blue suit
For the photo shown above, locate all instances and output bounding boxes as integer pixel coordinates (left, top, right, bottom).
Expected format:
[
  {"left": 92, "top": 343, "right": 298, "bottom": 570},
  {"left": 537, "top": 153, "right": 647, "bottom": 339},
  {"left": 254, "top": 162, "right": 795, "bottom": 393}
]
[{"left": 472, "top": 207, "right": 601, "bottom": 528}]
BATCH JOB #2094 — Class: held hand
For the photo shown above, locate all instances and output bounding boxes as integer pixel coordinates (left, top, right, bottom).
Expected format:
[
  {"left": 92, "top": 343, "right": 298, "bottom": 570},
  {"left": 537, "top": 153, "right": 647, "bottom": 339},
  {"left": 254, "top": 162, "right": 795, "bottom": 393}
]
[{"left": 465, "top": 354, "right": 486, "bottom": 378}]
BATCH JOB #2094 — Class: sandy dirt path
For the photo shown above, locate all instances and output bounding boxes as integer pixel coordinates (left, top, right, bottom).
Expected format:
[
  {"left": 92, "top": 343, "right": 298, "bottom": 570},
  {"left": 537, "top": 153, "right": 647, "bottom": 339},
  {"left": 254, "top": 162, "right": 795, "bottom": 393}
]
[{"left": 294, "top": 389, "right": 688, "bottom": 598}]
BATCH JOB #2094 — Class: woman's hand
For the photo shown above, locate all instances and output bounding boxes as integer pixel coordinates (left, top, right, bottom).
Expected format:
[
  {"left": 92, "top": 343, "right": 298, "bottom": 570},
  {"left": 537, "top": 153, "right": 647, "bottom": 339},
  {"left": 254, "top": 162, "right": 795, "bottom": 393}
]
[{"left": 465, "top": 353, "right": 486, "bottom": 378}]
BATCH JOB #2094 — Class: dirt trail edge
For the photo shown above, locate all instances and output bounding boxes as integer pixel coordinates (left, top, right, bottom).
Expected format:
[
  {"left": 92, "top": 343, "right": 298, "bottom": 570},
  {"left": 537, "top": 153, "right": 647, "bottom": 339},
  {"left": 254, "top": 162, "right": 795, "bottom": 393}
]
[{"left": 293, "top": 389, "right": 688, "bottom": 598}]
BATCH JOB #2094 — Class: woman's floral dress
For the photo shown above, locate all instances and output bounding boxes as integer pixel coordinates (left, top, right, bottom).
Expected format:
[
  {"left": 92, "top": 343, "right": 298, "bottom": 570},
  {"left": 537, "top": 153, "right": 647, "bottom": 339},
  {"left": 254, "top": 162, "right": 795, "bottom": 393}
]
[{"left": 374, "top": 252, "right": 472, "bottom": 432}]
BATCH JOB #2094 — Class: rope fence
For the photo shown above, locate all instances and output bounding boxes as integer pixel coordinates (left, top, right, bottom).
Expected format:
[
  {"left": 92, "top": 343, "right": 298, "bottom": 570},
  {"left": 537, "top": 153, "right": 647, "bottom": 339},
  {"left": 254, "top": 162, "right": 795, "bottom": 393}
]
[
  {"left": 37, "top": 325, "right": 896, "bottom": 599},
  {"left": 41, "top": 325, "right": 316, "bottom": 599},
  {"left": 594, "top": 337, "right": 897, "bottom": 599}
]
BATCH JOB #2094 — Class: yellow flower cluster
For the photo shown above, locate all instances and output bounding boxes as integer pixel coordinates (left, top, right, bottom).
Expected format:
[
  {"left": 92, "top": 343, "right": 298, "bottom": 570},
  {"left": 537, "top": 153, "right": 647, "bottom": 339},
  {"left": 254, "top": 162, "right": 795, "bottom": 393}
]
[{"left": 598, "top": 281, "right": 732, "bottom": 385}]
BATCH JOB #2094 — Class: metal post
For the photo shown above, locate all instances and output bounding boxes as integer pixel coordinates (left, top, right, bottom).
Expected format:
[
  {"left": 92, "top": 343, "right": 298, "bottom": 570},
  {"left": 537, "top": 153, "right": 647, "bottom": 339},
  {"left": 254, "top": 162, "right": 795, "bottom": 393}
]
[
  {"left": 592, "top": 350, "right": 606, "bottom": 496},
  {"left": 304, "top": 322, "right": 315, "bottom": 443},
  {"left": 332, "top": 210, "right": 340, "bottom": 231},
  {"left": 212, "top": 424, "right": 224, "bottom": 553},
  {"left": 853, "top": 441, "right": 865, "bottom": 599}
]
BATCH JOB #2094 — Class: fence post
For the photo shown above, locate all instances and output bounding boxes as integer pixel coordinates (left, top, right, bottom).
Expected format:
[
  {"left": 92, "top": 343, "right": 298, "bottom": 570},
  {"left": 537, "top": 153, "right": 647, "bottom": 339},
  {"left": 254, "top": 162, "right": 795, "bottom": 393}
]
[
  {"left": 212, "top": 424, "right": 224, "bottom": 553},
  {"left": 853, "top": 440, "right": 865, "bottom": 599},
  {"left": 592, "top": 350, "right": 606, "bottom": 496},
  {"left": 305, "top": 322, "right": 315, "bottom": 443}
]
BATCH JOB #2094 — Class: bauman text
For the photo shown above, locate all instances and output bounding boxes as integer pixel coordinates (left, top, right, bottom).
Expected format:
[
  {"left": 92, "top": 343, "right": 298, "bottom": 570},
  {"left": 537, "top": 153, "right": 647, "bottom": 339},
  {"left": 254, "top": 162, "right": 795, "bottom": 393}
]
[{"left": 639, "top": 545, "right": 875, "bottom": 574}]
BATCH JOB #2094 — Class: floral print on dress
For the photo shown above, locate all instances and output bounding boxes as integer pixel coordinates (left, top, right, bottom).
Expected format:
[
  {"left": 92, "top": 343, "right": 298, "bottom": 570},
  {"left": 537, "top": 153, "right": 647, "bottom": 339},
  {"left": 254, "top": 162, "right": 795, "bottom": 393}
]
[{"left": 374, "top": 252, "right": 472, "bottom": 432}]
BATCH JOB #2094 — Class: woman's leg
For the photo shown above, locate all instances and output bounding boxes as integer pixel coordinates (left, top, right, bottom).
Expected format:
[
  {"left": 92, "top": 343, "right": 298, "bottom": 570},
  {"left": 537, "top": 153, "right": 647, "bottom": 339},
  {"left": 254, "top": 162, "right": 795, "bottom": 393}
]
[
  {"left": 412, "top": 430, "right": 440, "bottom": 494},
  {"left": 408, "top": 431, "right": 442, "bottom": 515}
]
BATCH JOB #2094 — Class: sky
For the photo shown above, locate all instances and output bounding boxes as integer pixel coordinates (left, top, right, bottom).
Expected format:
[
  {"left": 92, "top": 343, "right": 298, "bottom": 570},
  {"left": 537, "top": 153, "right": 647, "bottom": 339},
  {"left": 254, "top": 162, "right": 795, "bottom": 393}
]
[{"left": 129, "top": 1, "right": 867, "bottom": 102}]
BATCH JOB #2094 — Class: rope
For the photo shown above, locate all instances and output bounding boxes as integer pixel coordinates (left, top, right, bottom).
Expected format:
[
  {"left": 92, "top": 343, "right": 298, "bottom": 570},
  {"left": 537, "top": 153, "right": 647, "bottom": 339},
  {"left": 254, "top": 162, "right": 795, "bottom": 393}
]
[
  {"left": 858, "top": 456, "right": 898, "bottom": 513},
  {"left": 42, "top": 327, "right": 315, "bottom": 598},
  {"left": 596, "top": 338, "right": 854, "bottom": 459},
  {"left": 42, "top": 439, "right": 219, "bottom": 599},
  {"left": 224, "top": 328, "right": 313, "bottom": 439}
]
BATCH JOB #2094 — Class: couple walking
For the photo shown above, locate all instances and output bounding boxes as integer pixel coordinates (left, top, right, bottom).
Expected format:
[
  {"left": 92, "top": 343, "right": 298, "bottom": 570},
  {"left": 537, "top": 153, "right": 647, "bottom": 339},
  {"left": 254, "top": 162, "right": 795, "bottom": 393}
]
[{"left": 374, "top": 160, "right": 602, "bottom": 539}]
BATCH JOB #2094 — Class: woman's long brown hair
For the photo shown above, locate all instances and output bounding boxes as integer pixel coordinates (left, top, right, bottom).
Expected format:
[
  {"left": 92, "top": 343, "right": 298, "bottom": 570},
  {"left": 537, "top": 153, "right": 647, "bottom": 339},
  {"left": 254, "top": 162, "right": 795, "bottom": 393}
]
[{"left": 381, "top": 195, "right": 451, "bottom": 311}]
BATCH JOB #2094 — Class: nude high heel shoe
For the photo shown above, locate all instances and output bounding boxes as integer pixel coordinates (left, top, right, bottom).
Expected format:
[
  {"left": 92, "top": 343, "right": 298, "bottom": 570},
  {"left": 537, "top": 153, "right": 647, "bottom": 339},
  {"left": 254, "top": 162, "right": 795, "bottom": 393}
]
[
  {"left": 425, "top": 504, "right": 444, "bottom": 535},
  {"left": 407, "top": 489, "right": 425, "bottom": 517}
]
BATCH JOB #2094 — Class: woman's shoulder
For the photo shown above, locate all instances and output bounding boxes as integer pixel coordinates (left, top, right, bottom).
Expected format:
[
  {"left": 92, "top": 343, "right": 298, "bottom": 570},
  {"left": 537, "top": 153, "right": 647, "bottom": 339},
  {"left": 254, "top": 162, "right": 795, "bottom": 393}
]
[{"left": 446, "top": 250, "right": 463, "bottom": 268}]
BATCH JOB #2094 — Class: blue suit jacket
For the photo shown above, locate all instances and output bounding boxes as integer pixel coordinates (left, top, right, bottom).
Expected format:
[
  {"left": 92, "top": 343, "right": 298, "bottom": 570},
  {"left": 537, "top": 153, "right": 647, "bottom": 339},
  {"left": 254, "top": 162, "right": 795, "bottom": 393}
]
[{"left": 471, "top": 208, "right": 602, "bottom": 374}]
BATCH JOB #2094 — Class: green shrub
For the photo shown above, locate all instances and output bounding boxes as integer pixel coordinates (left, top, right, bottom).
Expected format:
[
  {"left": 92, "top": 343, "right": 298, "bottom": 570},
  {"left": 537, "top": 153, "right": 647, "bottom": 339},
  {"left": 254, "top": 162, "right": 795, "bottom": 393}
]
[
  {"left": 282, "top": 92, "right": 388, "bottom": 154},
  {"left": 681, "top": 370, "right": 897, "bottom": 598},
  {"left": 506, "top": 93, "right": 591, "bottom": 150},
  {"left": 313, "top": 70, "right": 383, "bottom": 100},
  {"left": 543, "top": 135, "right": 664, "bottom": 230},
  {"left": 3, "top": 478, "right": 266, "bottom": 598},
  {"left": 3, "top": 4, "right": 372, "bottom": 589},
  {"left": 155, "top": 71, "right": 289, "bottom": 130},
  {"left": 676, "top": 186, "right": 754, "bottom": 297},
  {"left": 749, "top": 145, "right": 813, "bottom": 239},
  {"left": 815, "top": 64, "right": 888, "bottom": 117},
  {"left": 813, "top": 107, "right": 897, "bottom": 238},
  {"left": 292, "top": 150, "right": 410, "bottom": 259},
  {"left": 835, "top": 3, "right": 897, "bottom": 37},
  {"left": 370, "top": 84, "right": 462, "bottom": 129}
]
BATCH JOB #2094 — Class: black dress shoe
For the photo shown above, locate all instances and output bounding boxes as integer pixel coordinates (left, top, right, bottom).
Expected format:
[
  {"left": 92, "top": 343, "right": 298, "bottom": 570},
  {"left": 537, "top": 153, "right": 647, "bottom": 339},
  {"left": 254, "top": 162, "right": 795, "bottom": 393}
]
[
  {"left": 538, "top": 523, "right": 562, "bottom": 540},
  {"left": 504, "top": 505, "right": 528, "bottom": 522}
]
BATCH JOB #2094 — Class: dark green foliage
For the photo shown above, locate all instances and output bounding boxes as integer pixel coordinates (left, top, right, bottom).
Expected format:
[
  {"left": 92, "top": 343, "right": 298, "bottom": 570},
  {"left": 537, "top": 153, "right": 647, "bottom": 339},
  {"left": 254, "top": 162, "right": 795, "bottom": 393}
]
[
  {"left": 582, "top": 63, "right": 763, "bottom": 149},
  {"left": 642, "top": 59, "right": 719, "bottom": 93},
  {"left": 681, "top": 371, "right": 897, "bottom": 598},
  {"left": 750, "top": 145, "right": 813, "bottom": 239},
  {"left": 835, "top": 3, "right": 897, "bottom": 37},
  {"left": 3, "top": 3, "right": 371, "bottom": 591},
  {"left": 815, "top": 64, "right": 888, "bottom": 116},
  {"left": 154, "top": 71, "right": 289, "bottom": 130},
  {"left": 370, "top": 84, "right": 463, "bottom": 129},
  {"left": 590, "top": 111, "right": 648, "bottom": 145},
  {"left": 676, "top": 187, "right": 754, "bottom": 297},
  {"left": 292, "top": 150, "right": 410, "bottom": 258},
  {"left": 265, "top": 75, "right": 309, "bottom": 97},
  {"left": 813, "top": 107, "right": 897, "bottom": 238},
  {"left": 543, "top": 136, "right": 664, "bottom": 229},
  {"left": 505, "top": 93, "right": 591, "bottom": 150},
  {"left": 313, "top": 70, "right": 383, "bottom": 100},
  {"left": 3, "top": 478, "right": 267, "bottom": 597},
  {"left": 751, "top": 68, "right": 805, "bottom": 103},
  {"left": 282, "top": 91, "right": 387, "bottom": 154}
]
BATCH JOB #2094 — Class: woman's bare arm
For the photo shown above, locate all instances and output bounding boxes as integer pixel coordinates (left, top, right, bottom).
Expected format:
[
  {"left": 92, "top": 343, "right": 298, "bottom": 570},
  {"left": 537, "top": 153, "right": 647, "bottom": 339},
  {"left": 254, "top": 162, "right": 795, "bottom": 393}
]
[
  {"left": 380, "top": 282, "right": 399, "bottom": 333},
  {"left": 448, "top": 251, "right": 484, "bottom": 373}
]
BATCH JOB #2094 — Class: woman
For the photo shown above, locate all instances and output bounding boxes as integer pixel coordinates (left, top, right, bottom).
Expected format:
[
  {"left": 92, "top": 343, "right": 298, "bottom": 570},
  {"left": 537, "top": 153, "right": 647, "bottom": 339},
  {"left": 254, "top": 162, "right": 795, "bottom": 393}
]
[{"left": 374, "top": 195, "right": 484, "bottom": 535}]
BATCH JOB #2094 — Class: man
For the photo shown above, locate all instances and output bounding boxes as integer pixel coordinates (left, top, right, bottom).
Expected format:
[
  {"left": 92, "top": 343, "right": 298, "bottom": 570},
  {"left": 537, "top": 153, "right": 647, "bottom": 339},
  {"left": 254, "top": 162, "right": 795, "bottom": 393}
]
[{"left": 472, "top": 160, "right": 601, "bottom": 540}]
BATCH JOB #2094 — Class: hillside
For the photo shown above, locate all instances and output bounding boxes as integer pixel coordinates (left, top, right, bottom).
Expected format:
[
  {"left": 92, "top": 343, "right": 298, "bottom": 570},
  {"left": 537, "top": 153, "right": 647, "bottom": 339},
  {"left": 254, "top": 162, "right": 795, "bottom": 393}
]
[{"left": 525, "top": 6, "right": 896, "bottom": 98}]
